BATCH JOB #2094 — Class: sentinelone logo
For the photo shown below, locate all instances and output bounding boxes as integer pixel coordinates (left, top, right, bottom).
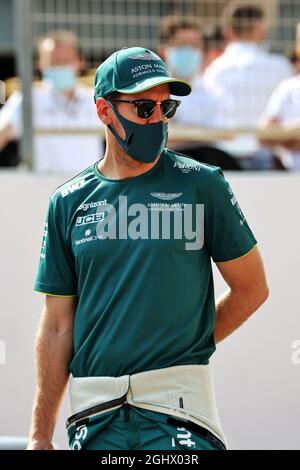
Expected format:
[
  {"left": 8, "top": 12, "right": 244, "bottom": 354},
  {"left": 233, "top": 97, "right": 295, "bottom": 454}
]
[{"left": 75, "top": 195, "right": 204, "bottom": 250}]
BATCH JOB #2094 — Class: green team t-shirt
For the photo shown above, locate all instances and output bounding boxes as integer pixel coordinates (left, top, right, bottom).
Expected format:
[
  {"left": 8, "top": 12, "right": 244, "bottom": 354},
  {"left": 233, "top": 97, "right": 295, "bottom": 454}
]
[{"left": 34, "top": 149, "right": 257, "bottom": 377}]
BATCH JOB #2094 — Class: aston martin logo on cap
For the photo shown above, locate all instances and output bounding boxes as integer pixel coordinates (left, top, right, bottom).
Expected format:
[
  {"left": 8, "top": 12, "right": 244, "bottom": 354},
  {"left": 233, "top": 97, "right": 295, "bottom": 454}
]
[{"left": 128, "top": 52, "right": 160, "bottom": 61}]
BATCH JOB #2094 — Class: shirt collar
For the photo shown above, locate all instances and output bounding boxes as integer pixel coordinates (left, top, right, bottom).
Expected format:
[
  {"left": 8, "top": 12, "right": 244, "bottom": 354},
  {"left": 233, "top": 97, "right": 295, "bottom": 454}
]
[
  {"left": 224, "top": 41, "right": 262, "bottom": 56},
  {"left": 41, "top": 80, "right": 80, "bottom": 103}
]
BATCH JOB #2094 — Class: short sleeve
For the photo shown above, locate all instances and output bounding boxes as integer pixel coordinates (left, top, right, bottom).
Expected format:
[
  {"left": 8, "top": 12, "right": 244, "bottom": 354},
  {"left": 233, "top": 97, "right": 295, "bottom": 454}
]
[
  {"left": 204, "top": 168, "right": 257, "bottom": 262},
  {"left": 259, "top": 83, "right": 287, "bottom": 123},
  {"left": 0, "top": 91, "right": 22, "bottom": 138},
  {"left": 34, "top": 197, "right": 77, "bottom": 296}
]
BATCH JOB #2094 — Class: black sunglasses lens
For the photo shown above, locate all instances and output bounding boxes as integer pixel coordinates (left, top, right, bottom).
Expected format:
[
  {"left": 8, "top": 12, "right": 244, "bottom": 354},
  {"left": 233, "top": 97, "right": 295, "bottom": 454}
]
[
  {"left": 135, "top": 100, "right": 179, "bottom": 119},
  {"left": 161, "top": 100, "right": 178, "bottom": 118},
  {"left": 136, "top": 101, "right": 156, "bottom": 118}
]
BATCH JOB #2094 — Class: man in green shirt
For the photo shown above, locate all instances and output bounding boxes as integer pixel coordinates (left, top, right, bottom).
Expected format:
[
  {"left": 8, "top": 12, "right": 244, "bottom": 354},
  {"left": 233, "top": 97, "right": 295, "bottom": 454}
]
[{"left": 28, "top": 47, "right": 269, "bottom": 450}]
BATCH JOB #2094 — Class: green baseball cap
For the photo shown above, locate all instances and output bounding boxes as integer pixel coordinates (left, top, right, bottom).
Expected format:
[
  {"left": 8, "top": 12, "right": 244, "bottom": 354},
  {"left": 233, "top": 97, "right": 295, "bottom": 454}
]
[{"left": 94, "top": 46, "right": 192, "bottom": 101}]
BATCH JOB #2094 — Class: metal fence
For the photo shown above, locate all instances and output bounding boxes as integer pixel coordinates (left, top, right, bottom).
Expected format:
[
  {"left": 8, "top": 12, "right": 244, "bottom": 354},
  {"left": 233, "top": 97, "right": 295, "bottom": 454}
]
[
  {"left": 6, "top": 0, "right": 300, "bottom": 169},
  {"left": 29, "top": 0, "right": 299, "bottom": 68}
]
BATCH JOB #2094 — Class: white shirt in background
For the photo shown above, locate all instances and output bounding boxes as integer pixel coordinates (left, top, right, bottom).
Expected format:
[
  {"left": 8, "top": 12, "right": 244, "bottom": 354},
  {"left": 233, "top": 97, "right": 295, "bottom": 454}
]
[
  {"left": 0, "top": 82, "right": 103, "bottom": 174},
  {"left": 171, "top": 75, "right": 227, "bottom": 128},
  {"left": 202, "top": 42, "right": 294, "bottom": 159},
  {"left": 203, "top": 42, "right": 294, "bottom": 127},
  {"left": 260, "top": 75, "right": 300, "bottom": 169}
]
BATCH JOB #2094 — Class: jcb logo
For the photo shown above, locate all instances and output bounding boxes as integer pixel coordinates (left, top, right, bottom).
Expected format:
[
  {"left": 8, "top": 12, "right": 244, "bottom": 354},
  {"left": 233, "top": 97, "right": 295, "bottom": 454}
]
[
  {"left": 76, "top": 213, "right": 104, "bottom": 226},
  {"left": 61, "top": 179, "right": 86, "bottom": 198}
]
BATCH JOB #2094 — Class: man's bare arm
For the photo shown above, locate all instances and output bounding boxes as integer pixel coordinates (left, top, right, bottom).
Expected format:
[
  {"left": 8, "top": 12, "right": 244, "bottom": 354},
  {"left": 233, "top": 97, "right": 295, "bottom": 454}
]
[
  {"left": 28, "top": 295, "right": 77, "bottom": 450},
  {"left": 259, "top": 117, "right": 300, "bottom": 150},
  {"left": 0, "top": 123, "right": 14, "bottom": 152},
  {"left": 214, "top": 246, "right": 269, "bottom": 344}
]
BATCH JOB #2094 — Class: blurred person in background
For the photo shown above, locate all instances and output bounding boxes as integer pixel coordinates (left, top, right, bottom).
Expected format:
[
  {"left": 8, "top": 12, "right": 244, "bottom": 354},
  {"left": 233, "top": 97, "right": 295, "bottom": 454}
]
[
  {"left": 0, "top": 81, "right": 20, "bottom": 168},
  {"left": 0, "top": 31, "right": 103, "bottom": 174},
  {"left": 158, "top": 15, "right": 240, "bottom": 170},
  {"left": 288, "top": 50, "right": 300, "bottom": 75},
  {"left": 202, "top": 25, "right": 226, "bottom": 72},
  {"left": 259, "top": 22, "right": 300, "bottom": 170},
  {"left": 203, "top": 2, "right": 294, "bottom": 169},
  {"left": 158, "top": 15, "right": 226, "bottom": 128}
]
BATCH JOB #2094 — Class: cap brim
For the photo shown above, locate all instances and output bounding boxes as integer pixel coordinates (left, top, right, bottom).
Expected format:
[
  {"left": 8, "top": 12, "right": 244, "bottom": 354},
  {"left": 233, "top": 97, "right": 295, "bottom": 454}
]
[{"left": 116, "top": 76, "right": 192, "bottom": 96}]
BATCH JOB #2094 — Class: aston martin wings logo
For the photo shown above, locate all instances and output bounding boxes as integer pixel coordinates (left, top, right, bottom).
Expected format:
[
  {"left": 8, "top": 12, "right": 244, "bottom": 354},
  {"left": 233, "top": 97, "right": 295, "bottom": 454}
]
[
  {"left": 150, "top": 192, "right": 183, "bottom": 201},
  {"left": 128, "top": 52, "right": 160, "bottom": 61}
]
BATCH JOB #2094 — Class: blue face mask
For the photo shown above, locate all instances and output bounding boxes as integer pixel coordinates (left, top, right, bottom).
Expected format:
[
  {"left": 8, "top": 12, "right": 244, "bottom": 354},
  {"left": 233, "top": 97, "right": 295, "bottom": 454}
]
[
  {"left": 107, "top": 102, "right": 168, "bottom": 163},
  {"left": 42, "top": 66, "right": 76, "bottom": 92},
  {"left": 168, "top": 46, "right": 202, "bottom": 79}
]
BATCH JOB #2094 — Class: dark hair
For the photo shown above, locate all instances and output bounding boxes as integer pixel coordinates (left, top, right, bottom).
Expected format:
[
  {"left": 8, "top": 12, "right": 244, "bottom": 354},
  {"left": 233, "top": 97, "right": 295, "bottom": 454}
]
[
  {"left": 159, "top": 15, "right": 202, "bottom": 43},
  {"left": 222, "top": 2, "right": 265, "bottom": 36},
  {"left": 105, "top": 91, "right": 121, "bottom": 100},
  {"left": 94, "top": 91, "right": 120, "bottom": 104},
  {"left": 203, "top": 26, "right": 225, "bottom": 51}
]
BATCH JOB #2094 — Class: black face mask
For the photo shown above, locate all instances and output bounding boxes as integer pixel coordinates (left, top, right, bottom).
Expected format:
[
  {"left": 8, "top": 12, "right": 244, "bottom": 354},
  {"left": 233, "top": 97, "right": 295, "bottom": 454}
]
[{"left": 108, "top": 103, "right": 168, "bottom": 163}]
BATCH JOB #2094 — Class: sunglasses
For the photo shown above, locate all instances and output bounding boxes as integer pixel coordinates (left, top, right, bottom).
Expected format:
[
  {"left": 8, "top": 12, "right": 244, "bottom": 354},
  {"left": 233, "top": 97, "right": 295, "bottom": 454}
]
[{"left": 108, "top": 98, "right": 181, "bottom": 119}]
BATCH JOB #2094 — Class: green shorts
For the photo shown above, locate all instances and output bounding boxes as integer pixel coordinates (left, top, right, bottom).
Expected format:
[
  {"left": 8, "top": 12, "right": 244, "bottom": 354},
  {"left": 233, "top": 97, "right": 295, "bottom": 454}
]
[{"left": 68, "top": 404, "right": 224, "bottom": 450}]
